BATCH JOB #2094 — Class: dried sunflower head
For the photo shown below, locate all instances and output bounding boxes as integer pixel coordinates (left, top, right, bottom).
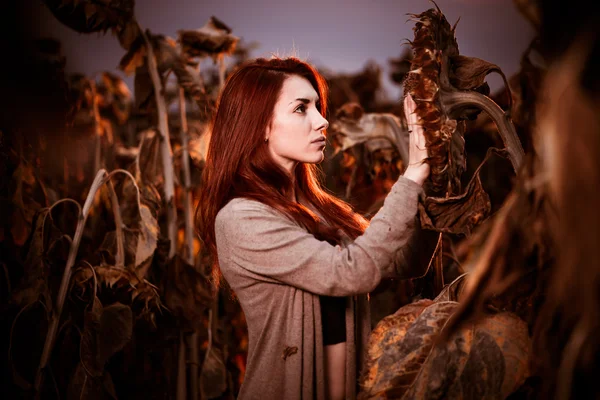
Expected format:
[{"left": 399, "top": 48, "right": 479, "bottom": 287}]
[
  {"left": 177, "top": 16, "right": 239, "bottom": 62},
  {"left": 44, "top": 0, "right": 134, "bottom": 34},
  {"left": 404, "top": 4, "right": 523, "bottom": 196},
  {"left": 72, "top": 265, "right": 163, "bottom": 326}
]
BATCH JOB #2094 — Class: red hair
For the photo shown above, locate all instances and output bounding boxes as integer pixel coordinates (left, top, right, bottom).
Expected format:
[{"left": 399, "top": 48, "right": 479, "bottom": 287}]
[{"left": 195, "top": 57, "right": 368, "bottom": 286}]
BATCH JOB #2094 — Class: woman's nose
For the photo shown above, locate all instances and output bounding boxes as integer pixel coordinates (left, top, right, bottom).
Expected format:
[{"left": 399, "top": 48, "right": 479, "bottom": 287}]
[{"left": 315, "top": 115, "right": 329, "bottom": 131}]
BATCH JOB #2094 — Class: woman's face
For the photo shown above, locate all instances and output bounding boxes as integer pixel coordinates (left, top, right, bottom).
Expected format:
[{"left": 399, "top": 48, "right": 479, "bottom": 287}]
[{"left": 266, "top": 75, "right": 329, "bottom": 174}]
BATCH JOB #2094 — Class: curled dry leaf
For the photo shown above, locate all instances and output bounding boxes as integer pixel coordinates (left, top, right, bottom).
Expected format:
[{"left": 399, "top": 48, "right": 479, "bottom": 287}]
[
  {"left": 97, "top": 202, "right": 158, "bottom": 277},
  {"left": 44, "top": 0, "right": 134, "bottom": 34},
  {"left": 134, "top": 204, "right": 159, "bottom": 278},
  {"left": 178, "top": 16, "right": 239, "bottom": 61},
  {"left": 404, "top": 5, "right": 523, "bottom": 196},
  {"left": 331, "top": 105, "right": 410, "bottom": 165},
  {"left": 71, "top": 298, "right": 131, "bottom": 399},
  {"left": 11, "top": 209, "right": 53, "bottom": 308},
  {"left": 418, "top": 160, "right": 492, "bottom": 237},
  {"left": 359, "top": 300, "right": 530, "bottom": 399},
  {"left": 434, "top": 273, "right": 469, "bottom": 303},
  {"left": 113, "top": 18, "right": 142, "bottom": 51},
  {"left": 98, "top": 72, "right": 133, "bottom": 125},
  {"left": 67, "top": 363, "right": 118, "bottom": 400},
  {"left": 200, "top": 345, "right": 228, "bottom": 399}
]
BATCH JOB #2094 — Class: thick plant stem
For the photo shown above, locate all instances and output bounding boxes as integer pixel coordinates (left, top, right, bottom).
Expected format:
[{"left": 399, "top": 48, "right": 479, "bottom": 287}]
[
  {"left": 178, "top": 87, "right": 199, "bottom": 400},
  {"left": 35, "top": 169, "right": 108, "bottom": 396},
  {"left": 141, "top": 29, "right": 178, "bottom": 259},
  {"left": 91, "top": 81, "right": 103, "bottom": 178},
  {"left": 445, "top": 91, "right": 525, "bottom": 172},
  {"left": 177, "top": 331, "right": 187, "bottom": 400},
  {"left": 189, "top": 331, "right": 200, "bottom": 400},
  {"left": 179, "top": 88, "right": 195, "bottom": 266}
]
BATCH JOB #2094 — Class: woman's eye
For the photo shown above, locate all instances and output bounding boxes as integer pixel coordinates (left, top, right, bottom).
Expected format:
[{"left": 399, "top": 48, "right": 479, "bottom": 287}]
[{"left": 295, "top": 104, "right": 306, "bottom": 113}]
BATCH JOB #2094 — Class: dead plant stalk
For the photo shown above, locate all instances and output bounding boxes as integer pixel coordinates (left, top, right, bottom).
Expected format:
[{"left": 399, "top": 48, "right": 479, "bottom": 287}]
[
  {"left": 141, "top": 29, "right": 178, "bottom": 259},
  {"left": 34, "top": 169, "right": 123, "bottom": 395}
]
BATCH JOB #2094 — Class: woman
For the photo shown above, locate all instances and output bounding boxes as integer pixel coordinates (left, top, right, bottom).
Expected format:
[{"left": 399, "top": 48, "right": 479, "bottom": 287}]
[{"left": 196, "top": 57, "right": 429, "bottom": 400}]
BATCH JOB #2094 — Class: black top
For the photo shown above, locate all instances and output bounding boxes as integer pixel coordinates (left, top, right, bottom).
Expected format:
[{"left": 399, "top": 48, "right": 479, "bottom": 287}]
[{"left": 320, "top": 296, "right": 347, "bottom": 345}]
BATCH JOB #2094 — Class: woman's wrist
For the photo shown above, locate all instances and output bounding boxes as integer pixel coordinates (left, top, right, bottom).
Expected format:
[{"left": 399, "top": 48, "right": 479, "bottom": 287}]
[{"left": 402, "top": 164, "right": 430, "bottom": 186}]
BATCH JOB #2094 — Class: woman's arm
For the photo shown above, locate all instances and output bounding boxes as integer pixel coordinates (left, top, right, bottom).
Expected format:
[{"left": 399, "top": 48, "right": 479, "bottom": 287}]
[{"left": 215, "top": 176, "right": 423, "bottom": 297}]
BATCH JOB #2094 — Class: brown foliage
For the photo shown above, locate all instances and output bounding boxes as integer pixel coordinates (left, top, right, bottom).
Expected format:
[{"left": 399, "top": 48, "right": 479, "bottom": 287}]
[
  {"left": 44, "top": 0, "right": 134, "bottom": 34},
  {"left": 178, "top": 16, "right": 239, "bottom": 61},
  {"left": 359, "top": 300, "right": 530, "bottom": 399}
]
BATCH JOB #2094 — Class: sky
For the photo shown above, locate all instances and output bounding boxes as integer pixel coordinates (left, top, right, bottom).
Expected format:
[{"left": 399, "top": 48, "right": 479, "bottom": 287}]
[{"left": 32, "top": 0, "right": 535, "bottom": 99}]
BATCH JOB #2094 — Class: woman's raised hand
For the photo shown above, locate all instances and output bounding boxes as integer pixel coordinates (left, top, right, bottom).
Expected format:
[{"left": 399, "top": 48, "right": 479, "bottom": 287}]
[{"left": 402, "top": 94, "right": 430, "bottom": 186}]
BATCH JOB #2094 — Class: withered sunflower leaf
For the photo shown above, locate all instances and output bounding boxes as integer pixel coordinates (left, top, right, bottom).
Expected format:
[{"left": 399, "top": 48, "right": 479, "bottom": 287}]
[
  {"left": 134, "top": 204, "right": 158, "bottom": 277},
  {"left": 67, "top": 362, "right": 118, "bottom": 400},
  {"left": 118, "top": 34, "right": 146, "bottom": 76},
  {"left": 418, "top": 148, "right": 505, "bottom": 235},
  {"left": 132, "top": 65, "right": 155, "bottom": 112},
  {"left": 173, "top": 63, "right": 205, "bottom": 107},
  {"left": 80, "top": 296, "right": 103, "bottom": 377},
  {"left": 434, "top": 273, "right": 469, "bottom": 302},
  {"left": 152, "top": 34, "right": 180, "bottom": 73},
  {"left": 98, "top": 229, "right": 137, "bottom": 271},
  {"left": 136, "top": 130, "right": 163, "bottom": 186},
  {"left": 100, "top": 72, "right": 132, "bottom": 124},
  {"left": 200, "top": 345, "right": 228, "bottom": 399},
  {"left": 359, "top": 299, "right": 445, "bottom": 398},
  {"left": 419, "top": 171, "right": 491, "bottom": 236},
  {"left": 450, "top": 55, "right": 502, "bottom": 91},
  {"left": 359, "top": 301, "right": 531, "bottom": 399},
  {"left": 114, "top": 18, "right": 141, "bottom": 51},
  {"left": 97, "top": 302, "right": 133, "bottom": 366},
  {"left": 10, "top": 209, "right": 52, "bottom": 307},
  {"left": 332, "top": 112, "right": 409, "bottom": 165}
]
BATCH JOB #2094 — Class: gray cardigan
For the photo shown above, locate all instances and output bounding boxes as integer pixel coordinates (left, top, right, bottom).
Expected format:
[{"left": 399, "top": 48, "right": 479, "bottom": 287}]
[{"left": 215, "top": 176, "right": 423, "bottom": 400}]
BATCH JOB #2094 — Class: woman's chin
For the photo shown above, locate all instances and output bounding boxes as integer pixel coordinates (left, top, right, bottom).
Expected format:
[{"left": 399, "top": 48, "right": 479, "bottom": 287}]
[{"left": 307, "top": 152, "right": 325, "bottom": 164}]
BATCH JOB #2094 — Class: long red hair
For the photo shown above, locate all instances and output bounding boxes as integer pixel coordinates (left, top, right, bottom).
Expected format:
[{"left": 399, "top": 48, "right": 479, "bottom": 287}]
[{"left": 195, "top": 57, "right": 368, "bottom": 286}]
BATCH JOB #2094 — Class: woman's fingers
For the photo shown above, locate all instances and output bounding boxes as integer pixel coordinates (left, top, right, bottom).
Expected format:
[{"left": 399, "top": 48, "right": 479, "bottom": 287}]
[{"left": 403, "top": 94, "right": 428, "bottom": 163}]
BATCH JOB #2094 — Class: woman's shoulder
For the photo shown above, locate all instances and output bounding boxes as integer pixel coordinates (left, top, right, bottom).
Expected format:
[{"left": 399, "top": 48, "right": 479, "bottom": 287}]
[
  {"left": 215, "top": 197, "right": 282, "bottom": 229},
  {"left": 218, "top": 197, "right": 272, "bottom": 215}
]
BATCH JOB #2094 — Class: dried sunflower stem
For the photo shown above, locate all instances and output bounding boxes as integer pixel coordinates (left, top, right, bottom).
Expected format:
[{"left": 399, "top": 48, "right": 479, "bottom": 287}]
[
  {"left": 35, "top": 169, "right": 108, "bottom": 396},
  {"left": 177, "top": 332, "right": 187, "bottom": 400},
  {"left": 91, "top": 81, "right": 103, "bottom": 177},
  {"left": 141, "top": 28, "right": 178, "bottom": 259},
  {"left": 107, "top": 180, "right": 125, "bottom": 268},
  {"left": 179, "top": 87, "right": 195, "bottom": 266},
  {"left": 445, "top": 91, "right": 524, "bottom": 171},
  {"left": 178, "top": 86, "right": 200, "bottom": 400},
  {"left": 188, "top": 331, "right": 200, "bottom": 400}
]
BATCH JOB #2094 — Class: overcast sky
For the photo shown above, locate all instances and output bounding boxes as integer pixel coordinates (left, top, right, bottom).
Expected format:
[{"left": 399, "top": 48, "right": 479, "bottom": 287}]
[{"left": 32, "top": 0, "right": 535, "bottom": 98}]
